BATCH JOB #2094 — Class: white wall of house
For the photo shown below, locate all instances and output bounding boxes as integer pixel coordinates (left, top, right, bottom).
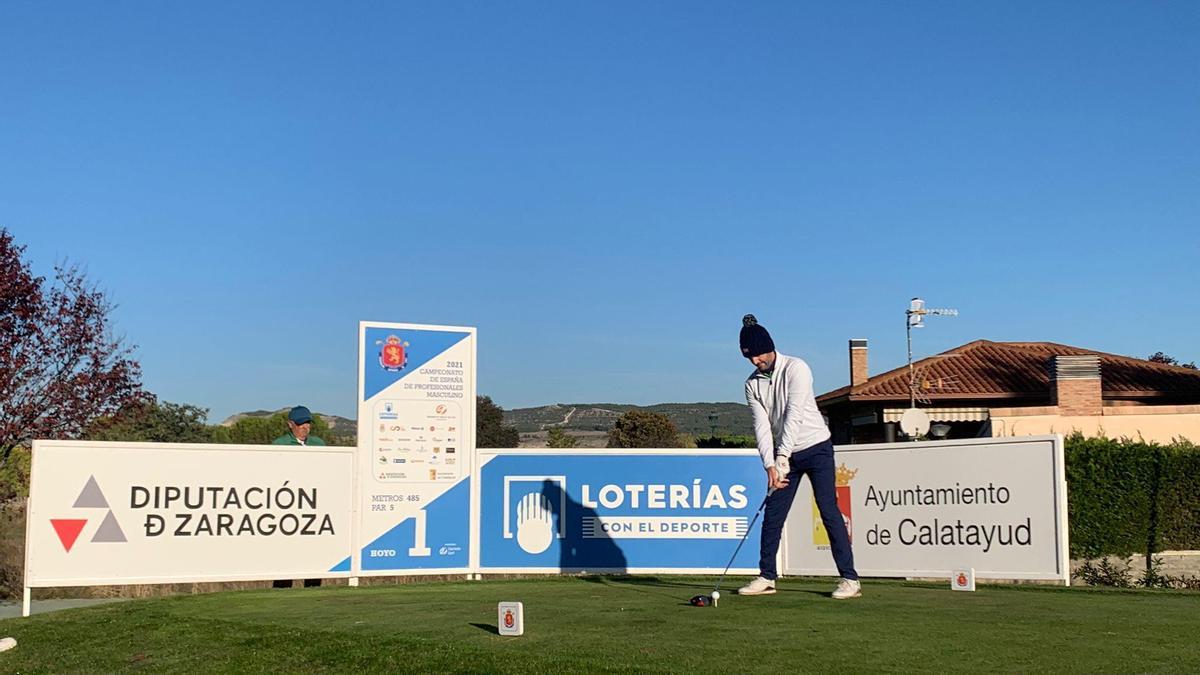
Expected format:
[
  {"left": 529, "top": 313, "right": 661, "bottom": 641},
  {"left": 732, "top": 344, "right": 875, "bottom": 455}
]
[{"left": 990, "top": 405, "right": 1200, "bottom": 443}]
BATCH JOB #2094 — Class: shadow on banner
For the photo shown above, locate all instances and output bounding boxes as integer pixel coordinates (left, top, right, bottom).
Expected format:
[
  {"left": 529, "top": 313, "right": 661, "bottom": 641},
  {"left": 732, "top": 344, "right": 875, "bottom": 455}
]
[{"left": 541, "top": 479, "right": 628, "bottom": 573}]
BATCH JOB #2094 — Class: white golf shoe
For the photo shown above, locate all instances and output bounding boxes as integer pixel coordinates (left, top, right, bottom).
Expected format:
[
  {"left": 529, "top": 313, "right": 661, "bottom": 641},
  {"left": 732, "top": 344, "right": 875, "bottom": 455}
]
[
  {"left": 832, "top": 578, "right": 861, "bottom": 599},
  {"left": 737, "top": 576, "right": 776, "bottom": 595}
]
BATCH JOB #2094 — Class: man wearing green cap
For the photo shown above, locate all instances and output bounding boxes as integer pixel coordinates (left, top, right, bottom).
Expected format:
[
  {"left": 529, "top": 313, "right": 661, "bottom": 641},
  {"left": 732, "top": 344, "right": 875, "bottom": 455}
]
[
  {"left": 271, "top": 405, "right": 325, "bottom": 588},
  {"left": 272, "top": 405, "right": 326, "bottom": 446}
]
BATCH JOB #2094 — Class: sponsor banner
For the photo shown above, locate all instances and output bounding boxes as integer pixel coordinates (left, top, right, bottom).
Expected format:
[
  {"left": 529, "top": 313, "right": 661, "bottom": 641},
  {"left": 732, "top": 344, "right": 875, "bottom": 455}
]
[
  {"left": 580, "top": 516, "right": 748, "bottom": 540},
  {"left": 355, "top": 322, "right": 476, "bottom": 574},
  {"left": 477, "top": 451, "right": 766, "bottom": 572},
  {"left": 782, "top": 435, "right": 1068, "bottom": 582},
  {"left": 26, "top": 441, "right": 353, "bottom": 587}
]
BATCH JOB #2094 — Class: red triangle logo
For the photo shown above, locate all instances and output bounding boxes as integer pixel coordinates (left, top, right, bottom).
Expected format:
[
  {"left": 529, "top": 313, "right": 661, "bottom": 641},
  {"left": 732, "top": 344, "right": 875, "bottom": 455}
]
[{"left": 51, "top": 519, "right": 88, "bottom": 553}]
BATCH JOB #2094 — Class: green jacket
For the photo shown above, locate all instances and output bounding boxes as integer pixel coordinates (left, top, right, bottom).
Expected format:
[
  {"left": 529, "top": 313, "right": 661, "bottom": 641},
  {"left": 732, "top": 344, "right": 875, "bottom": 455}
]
[{"left": 271, "top": 433, "right": 326, "bottom": 446}]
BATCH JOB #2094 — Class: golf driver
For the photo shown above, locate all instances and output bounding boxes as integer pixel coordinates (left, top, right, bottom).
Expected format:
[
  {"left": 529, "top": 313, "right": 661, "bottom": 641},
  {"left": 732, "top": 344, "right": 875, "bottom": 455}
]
[{"left": 689, "top": 488, "right": 773, "bottom": 608}]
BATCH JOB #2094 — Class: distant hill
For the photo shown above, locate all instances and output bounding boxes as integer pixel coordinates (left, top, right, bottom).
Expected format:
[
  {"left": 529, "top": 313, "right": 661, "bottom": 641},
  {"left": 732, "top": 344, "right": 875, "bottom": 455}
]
[
  {"left": 503, "top": 402, "right": 752, "bottom": 436},
  {"left": 221, "top": 401, "right": 752, "bottom": 442},
  {"left": 219, "top": 408, "right": 357, "bottom": 438}
]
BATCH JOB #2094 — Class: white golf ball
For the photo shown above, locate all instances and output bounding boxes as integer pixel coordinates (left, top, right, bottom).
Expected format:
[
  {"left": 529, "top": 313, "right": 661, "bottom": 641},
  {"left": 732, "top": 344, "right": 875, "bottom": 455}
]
[{"left": 711, "top": 591, "right": 720, "bottom": 601}]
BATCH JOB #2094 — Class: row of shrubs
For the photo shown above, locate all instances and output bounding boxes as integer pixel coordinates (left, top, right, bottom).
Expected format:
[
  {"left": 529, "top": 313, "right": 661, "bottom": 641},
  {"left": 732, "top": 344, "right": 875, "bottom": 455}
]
[
  {"left": 1075, "top": 556, "right": 1200, "bottom": 590},
  {"left": 1065, "top": 434, "right": 1200, "bottom": 559}
]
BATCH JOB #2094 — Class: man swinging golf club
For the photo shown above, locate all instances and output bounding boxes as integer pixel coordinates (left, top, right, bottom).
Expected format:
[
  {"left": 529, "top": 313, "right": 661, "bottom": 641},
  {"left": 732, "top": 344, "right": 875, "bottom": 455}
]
[{"left": 737, "top": 314, "right": 861, "bottom": 599}]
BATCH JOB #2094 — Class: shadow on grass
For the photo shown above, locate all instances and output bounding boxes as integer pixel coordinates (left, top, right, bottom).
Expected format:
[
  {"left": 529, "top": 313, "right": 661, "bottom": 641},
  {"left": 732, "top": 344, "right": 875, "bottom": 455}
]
[
  {"left": 603, "top": 575, "right": 835, "bottom": 599},
  {"left": 776, "top": 587, "right": 833, "bottom": 598},
  {"left": 604, "top": 576, "right": 709, "bottom": 590},
  {"left": 470, "top": 623, "right": 499, "bottom": 635},
  {"left": 566, "top": 576, "right": 705, "bottom": 602}
]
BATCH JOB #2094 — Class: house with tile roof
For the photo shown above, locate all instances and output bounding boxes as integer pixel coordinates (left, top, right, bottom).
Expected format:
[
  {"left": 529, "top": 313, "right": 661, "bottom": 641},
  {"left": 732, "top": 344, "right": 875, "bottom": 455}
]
[{"left": 817, "top": 339, "right": 1200, "bottom": 444}]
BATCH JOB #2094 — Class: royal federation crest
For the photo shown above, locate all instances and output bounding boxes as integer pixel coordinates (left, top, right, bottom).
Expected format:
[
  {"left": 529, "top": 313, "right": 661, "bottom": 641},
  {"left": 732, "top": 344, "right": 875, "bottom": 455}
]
[{"left": 377, "top": 335, "right": 410, "bottom": 372}]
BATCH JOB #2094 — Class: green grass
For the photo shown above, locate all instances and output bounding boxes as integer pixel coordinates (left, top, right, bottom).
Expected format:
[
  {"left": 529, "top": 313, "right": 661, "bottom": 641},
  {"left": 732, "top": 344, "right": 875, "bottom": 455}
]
[{"left": 1, "top": 576, "right": 1198, "bottom": 673}]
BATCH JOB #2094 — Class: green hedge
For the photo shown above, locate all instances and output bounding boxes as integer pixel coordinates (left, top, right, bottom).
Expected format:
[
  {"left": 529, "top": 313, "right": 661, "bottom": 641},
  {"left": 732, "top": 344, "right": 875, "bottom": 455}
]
[{"left": 1066, "top": 434, "right": 1200, "bottom": 558}]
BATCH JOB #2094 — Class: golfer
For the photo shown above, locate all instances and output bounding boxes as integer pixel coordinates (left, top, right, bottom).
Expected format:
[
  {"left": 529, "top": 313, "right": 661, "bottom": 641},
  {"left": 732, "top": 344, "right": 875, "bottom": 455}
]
[{"left": 737, "top": 314, "right": 861, "bottom": 599}]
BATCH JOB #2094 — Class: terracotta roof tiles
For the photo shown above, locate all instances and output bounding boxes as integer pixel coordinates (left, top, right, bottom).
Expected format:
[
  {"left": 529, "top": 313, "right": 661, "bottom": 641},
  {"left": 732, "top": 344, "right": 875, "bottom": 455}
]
[{"left": 817, "top": 340, "right": 1200, "bottom": 403}]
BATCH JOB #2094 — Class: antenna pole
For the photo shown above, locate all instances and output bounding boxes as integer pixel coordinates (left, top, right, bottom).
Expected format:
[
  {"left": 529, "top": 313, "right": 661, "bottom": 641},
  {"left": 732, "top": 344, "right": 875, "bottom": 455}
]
[
  {"left": 907, "top": 314, "right": 915, "bottom": 408},
  {"left": 905, "top": 298, "right": 957, "bottom": 411}
]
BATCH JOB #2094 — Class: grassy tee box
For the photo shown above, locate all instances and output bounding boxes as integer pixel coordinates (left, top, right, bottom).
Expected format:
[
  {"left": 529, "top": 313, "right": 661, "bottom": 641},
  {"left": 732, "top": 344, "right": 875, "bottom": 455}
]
[{"left": 0, "top": 576, "right": 1197, "bottom": 673}]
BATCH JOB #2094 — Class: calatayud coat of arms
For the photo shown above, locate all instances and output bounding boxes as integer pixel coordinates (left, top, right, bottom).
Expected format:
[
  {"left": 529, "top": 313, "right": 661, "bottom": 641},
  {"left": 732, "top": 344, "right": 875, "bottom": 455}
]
[
  {"left": 813, "top": 463, "right": 858, "bottom": 547},
  {"left": 377, "top": 335, "right": 410, "bottom": 372}
]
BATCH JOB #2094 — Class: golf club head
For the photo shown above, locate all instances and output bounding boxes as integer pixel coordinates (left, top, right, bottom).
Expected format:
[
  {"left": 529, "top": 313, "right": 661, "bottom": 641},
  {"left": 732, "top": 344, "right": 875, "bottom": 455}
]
[{"left": 688, "top": 594, "right": 713, "bottom": 607}]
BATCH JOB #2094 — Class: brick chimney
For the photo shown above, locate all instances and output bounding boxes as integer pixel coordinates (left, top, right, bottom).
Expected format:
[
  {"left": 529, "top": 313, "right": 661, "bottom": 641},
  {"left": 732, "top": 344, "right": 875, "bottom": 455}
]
[
  {"left": 1050, "top": 355, "right": 1102, "bottom": 416},
  {"left": 850, "top": 339, "right": 869, "bottom": 387}
]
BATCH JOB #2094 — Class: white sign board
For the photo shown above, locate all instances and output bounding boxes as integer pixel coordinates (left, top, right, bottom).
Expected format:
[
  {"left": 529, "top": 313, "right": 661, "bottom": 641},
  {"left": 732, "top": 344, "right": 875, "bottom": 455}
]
[
  {"left": 26, "top": 441, "right": 354, "bottom": 587},
  {"left": 355, "top": 322, "right": 477, "bottom": 576},
  {"left": 783, "top": 436, "right": 1068, "bottom": 583}
]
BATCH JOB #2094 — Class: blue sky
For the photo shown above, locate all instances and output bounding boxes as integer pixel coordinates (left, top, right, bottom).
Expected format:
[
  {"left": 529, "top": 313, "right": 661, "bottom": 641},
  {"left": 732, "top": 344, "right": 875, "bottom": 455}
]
[{"left": 2, "top": 2, "right": 1197, "bottom": 422}]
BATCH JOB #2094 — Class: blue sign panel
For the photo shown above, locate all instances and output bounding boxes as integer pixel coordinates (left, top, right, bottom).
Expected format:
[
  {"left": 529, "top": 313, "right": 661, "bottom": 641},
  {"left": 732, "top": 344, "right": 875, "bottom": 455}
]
[{"left": 479, "top": 453, "right": 765, "bottom": 571}]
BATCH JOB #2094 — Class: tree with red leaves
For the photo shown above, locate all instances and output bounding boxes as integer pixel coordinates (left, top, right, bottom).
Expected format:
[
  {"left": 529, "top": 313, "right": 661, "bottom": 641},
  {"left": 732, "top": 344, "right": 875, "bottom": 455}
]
[{"left": 0, "top": 229, "right": 143, "bottom": 462}]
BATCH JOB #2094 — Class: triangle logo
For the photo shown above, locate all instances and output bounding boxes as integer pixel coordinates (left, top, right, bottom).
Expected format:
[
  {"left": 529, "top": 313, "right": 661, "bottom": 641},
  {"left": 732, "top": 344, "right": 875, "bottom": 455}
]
[
  {"left": 91, "top": 510, "right": 127, "bottom": 543},
  {"left": 51, "top": 519, "right": 88, "bottom": 552},
  {"left": 72, "top": 475, "right": 109, "bottom": 509}
]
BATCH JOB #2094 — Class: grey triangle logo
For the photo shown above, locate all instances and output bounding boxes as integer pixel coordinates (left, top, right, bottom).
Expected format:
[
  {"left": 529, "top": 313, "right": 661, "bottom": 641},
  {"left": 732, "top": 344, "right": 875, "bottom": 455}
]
[
  {"left": 91, "top": 510, "right": 127, "bottom": 543},
  {"left": 73, "top": 475, "right": 109, "bottom": 508}
]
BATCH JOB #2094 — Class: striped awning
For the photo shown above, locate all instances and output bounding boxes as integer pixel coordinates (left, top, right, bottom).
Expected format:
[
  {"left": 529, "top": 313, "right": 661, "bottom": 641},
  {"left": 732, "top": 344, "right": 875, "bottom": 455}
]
[{"left": 883, "top": 407, "right": 990, "bottom": 423}]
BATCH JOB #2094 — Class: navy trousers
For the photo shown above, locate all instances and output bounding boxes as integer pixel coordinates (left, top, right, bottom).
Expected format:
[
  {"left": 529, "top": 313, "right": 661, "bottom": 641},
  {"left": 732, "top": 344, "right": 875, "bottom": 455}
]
[{"left": 759, "top": 439, "right": 858, "bottom": 581}]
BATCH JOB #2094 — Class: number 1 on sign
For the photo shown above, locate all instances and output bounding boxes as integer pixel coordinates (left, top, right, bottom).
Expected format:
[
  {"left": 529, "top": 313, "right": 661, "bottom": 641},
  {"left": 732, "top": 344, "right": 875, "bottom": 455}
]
[{"left": 409, "top": 509, "right": 431, "bottom": 556}]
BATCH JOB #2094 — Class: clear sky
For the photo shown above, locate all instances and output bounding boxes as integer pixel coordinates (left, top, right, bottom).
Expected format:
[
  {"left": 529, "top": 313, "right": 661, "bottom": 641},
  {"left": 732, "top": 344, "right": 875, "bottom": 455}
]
[{"left": 2, "top": 2, "right": 1197, "bottom": 423}]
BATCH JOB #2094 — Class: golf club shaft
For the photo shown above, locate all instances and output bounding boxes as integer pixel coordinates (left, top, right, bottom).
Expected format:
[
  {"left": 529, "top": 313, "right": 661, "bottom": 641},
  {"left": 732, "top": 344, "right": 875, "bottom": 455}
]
[{"left": 713, "top": 491, "right": 771, "bottom": 594}]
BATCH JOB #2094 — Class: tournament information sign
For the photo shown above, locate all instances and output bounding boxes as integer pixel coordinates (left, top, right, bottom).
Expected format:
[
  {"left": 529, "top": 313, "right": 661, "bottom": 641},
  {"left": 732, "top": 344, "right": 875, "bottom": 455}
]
[{"left": 352, "top": 321, "right": 477, "bottom": 576}]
